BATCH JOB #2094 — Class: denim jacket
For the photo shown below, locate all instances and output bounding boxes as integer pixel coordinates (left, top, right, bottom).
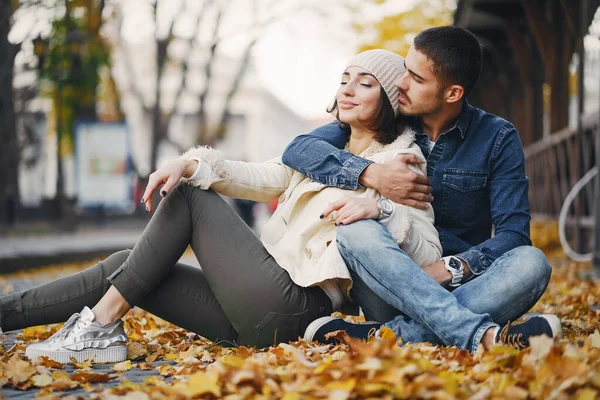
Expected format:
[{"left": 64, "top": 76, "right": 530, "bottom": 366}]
[{"left": 281, "top": 101, "right": 532, "bottom": 275}]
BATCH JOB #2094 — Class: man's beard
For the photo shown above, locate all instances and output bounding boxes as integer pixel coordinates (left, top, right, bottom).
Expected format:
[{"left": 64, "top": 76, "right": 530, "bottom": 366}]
[{"left": 399, "top": 92, "right": 445, "bottom": 117}]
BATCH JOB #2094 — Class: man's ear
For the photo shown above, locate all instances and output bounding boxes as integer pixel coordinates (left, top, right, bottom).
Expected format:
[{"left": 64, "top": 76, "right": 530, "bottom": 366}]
[{"left": 444, "top": 85, "right": 464, "bottom": 104}]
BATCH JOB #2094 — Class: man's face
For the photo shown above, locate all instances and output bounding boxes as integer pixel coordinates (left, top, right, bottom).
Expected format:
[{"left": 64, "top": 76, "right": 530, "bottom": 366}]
[{"left": 395, "top": 46, "right": 446, "bottom": 117}]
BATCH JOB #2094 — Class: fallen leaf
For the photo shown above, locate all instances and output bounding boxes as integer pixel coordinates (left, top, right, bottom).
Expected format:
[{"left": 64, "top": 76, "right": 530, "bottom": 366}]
[
  {"left": 33, "top": 356, "right": 64, "bottom": 369},
  {"left": 72, "top": 370, "right": 111, "bottom": 383},
  {"left": 176, "top": 370, "right": 221, "bottom": 397},
  {"left": 111, "top": 360, "right": 132, "bottom": 372},
  {"left": 69, "top": 356, "right": 94, "bottom": 370},
  {"left": 31, "top": 373, "right": 53, "bottom": 387},
  {"left": 137, "top": 362, "right": 155, "bottom": 371},
  {"left": 127, "top": 342, "right": 148, "bottom": 360},
  {"left": 4, "top": 354, "right": 36, "bottom": 384}
]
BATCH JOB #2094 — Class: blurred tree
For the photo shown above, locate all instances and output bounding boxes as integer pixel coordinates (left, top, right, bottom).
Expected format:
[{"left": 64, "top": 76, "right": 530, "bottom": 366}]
[
  {"left": 0, "top": 0, "right": 20, "bottom": 228},
  {"left": 354, "top": 0, "right": 456, "bottom": 56},
  {"left": 103, "top": 0, "right": 338, "bottom": 179}
]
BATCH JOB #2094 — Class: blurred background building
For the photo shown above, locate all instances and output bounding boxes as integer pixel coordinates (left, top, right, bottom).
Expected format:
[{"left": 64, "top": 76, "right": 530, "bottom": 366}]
[{"left": 0, "top": 0, "right": 599, "bottom": 263}]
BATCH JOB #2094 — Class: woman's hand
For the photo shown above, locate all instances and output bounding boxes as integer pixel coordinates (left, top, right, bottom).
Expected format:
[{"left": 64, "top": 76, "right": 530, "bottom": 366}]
[
  {"left": 141, "top": 159, "right": 197, "bottom": 212},
  {"left": 321, "top": 198, "right": 380, "bottom": 226}
]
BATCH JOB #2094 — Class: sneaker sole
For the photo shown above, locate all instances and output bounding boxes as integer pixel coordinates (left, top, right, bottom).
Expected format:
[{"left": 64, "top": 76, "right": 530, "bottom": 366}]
[
  {"left": 303, "top": 316, "right": 381, "bottom": 342},
  {"left": 539, "top": 314, "right": 563, "bottom": 339},
  {"left": 303, "top": 316, "right": 338, "bottom": 341},
  {"left": 26, "top": 344, "right": 127, "bottom": 364}
]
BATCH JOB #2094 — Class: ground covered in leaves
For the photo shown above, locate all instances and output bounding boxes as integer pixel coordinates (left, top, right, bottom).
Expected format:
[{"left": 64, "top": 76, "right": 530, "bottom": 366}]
[{"left": 1, "top": 222, "right": 599, "bottom": 399}]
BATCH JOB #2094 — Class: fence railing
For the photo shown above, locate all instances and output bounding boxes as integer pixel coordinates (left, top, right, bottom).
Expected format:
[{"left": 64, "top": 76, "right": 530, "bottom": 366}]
[{"left": 524, "top": 111, "right": 598, "bottom": 254}]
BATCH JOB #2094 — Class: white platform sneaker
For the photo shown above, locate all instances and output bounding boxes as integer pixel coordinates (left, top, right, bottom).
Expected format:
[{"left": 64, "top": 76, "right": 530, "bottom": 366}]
[{"left": 26, "top": 306, "right": 128, "bottom": 363}]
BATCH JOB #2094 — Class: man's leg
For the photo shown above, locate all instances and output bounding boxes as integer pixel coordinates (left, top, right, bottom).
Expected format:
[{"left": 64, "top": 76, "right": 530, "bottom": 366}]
[
  {"left": 336, "top": 220, "right": 497, "bottom": 353},
  {"left": 378, "top": 246, "right": 552, "bottom": 348}
]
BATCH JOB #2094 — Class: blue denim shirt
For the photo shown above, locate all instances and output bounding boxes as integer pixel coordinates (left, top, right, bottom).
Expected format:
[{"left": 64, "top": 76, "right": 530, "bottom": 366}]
[{"left": 281, "top": 101, "right": 532, "bottom": 275}]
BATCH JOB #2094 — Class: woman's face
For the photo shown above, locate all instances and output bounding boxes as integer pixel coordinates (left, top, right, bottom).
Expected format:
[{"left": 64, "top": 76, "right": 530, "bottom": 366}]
[{"left": 336, "top": 66, "right": 381, "bottom": 128}]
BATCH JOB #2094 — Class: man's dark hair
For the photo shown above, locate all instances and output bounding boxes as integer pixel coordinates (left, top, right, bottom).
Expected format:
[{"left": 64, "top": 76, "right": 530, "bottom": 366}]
[
  {"left": 413, "top": 26, "right": 483, "bottom": 98},
  {"left": 328, "top": 87, "right": 409, "bottom": 145}
]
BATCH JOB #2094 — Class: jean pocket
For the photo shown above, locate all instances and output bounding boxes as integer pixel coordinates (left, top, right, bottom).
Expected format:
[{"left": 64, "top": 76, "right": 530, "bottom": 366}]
[
  {"left": 442, "top": 169, "right": 488, "bottom": 225},
  {"left": 255, "top": 309, "right": 309, "bottom": 347}
]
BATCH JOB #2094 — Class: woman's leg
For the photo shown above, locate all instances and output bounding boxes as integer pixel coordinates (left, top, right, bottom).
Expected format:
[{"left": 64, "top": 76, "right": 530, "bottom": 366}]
[
  {"left": 106, "top": 184, "right": 332, "bottom": 347},
  {"left": 0, "top": 250, "right": 237, "bottom": 342}
]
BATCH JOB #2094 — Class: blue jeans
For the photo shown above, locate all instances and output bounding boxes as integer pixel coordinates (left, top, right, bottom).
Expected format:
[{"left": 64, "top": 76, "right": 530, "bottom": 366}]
[{"left": 337, "top": 220, "right": 552, "bottom": 354}]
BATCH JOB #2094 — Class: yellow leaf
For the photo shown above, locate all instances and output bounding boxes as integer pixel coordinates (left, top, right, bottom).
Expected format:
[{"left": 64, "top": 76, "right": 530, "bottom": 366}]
[
  {"left": 281, "top": 393, "right": 301, "bottom": 400},
  {"left": 219, "top": 354, "right": 245, "bottom": 368},
  {"left": 177, "top": 370, "right": 221, "bottom": 397},
  {"left": 4, "top": 354, "right": 36, "bottom": 384},
  {"left": 588, "top": 330, "right": 600, "bottom": 349},
  {"left": 164, "top": 353, "right": 178, "bottom": 361},
  {"left": 31, "top": 374, "right": 52, "bottom": 387},
  {"left": 111, "top": 360, "right": 132, "bottom": 372},
  {"left": 576, "top": 388, "right": 599, "bottom": 400},
  {"left": 325, "top": 378, "right": 356, "bottom": 392},
  {"left": 378, "top": 327, "right": 397, "bottom": 341}
]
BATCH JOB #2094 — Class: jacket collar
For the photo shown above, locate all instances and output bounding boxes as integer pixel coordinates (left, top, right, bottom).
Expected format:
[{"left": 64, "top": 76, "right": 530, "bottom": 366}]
[{"left": 412, "top": 100, "right": 472, "bottom": 140}]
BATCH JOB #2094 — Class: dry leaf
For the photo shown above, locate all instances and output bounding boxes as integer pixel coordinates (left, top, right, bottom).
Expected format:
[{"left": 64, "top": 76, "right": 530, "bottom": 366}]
[
  {"left": 111, "top": 360, "right": 133, "bottom": 372},
  {"left": 31, "top": 373, "right": 53, "bottom": 387},
  {"left": 72, "top": 370, "right": 111, "bottom": 383},
  {"left": 176, "top": 370, "right": 221, "bottom": 397},
  {"left": 69, "top": 356, "right": 94, "bottom": 370},
  {"left": 4, "top": 354, "right": 36, "bottom": 384},
  {"left": 127, "top": 342, "right": 148, "bottom": 360}
]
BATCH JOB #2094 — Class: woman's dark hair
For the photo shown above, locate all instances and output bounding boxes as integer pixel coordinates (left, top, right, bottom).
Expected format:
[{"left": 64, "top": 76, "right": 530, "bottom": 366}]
[{"left": 327, "top": 87, "right": 408, "bottom": 145}]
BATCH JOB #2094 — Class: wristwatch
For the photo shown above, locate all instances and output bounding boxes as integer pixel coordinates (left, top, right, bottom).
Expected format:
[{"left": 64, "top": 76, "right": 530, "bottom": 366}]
[
  {"left": 442, "top": 256, "right": 464, "bottom": 287},
  {"left": 377, "top": 198, "right": 394, "bottom": 220}
]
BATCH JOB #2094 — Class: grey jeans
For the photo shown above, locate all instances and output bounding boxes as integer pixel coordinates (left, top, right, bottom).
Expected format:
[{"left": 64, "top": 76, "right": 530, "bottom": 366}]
[{"left": 0, "top": 184, "right": 333, "bottom": 348}]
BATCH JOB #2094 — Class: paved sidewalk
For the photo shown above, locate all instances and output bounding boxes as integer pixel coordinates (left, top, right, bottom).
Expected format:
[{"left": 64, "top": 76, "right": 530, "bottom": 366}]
[{"left": 0, "top": 222, "right": 201, "bottom": 273}]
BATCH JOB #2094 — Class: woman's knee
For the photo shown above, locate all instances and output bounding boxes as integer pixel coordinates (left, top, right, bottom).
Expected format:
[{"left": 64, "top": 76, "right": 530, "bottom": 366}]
[{"left": 99, "top": 249, "right": 132, "bottom": 277}]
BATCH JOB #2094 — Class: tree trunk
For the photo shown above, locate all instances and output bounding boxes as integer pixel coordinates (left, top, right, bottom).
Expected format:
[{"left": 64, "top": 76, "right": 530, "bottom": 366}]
[{"left": 0, "top": 1, "right": 19, "bottom": 228}]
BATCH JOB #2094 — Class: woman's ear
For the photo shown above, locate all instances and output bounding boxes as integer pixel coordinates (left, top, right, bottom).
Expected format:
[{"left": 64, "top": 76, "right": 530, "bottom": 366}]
[{"left": 445, "top": 85, "right": 464, "bottom": 104}]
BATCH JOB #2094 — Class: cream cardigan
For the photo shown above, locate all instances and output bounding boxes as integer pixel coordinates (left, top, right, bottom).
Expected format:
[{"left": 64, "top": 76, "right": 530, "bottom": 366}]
[{"left": 179, "top": 130, "right": 442, "bottom": 307}]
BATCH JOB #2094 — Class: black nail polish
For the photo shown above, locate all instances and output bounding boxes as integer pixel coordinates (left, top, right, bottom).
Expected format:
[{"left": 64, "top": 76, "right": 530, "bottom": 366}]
[
  {"left": 140, "top": 198, "right": 145, "bottom": 204},
  {"left": 161, "top": 190, "right": 167, "bottom": 197},
  {"left": 145, "top": 206, "right": 149, "bottom": 213},
  {"left": 339, "top": 222, "right": 344, "bottom": 226},
  {"left": 334, "top": 223, "right": 338, "bottom": 226},
  {"left": 319, "top": 214, "right": 324, "bottom": 219}
]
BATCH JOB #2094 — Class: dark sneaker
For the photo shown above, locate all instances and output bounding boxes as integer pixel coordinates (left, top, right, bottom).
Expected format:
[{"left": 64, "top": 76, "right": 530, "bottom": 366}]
[
  {"left": 303, "top": 316, "right": 382, "bottom": 344},
  {"left": 496, "top": 314, "right": 562, "bottom": 349}
]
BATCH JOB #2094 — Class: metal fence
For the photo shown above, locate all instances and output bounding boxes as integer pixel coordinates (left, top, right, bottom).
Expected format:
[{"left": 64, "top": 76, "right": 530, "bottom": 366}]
[{"left": 525, "top": 111, "right": 598, "bottom": 254}]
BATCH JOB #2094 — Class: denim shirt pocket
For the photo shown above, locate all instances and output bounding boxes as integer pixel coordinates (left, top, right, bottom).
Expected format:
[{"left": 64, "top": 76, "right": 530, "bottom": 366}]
[{"left": 441, "top": 169, "right": 488, "bottom": 226}]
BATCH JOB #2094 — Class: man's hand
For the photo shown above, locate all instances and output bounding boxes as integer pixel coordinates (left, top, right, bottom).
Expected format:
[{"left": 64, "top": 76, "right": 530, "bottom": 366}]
[
  {"left": 321, "top": 198, "right": 380, "bottom": 226},
  {"left": 359, "top": 154, "right": 433, "bottom": 210},
  {"left": 422, "top": 258, "right": 472, "bottom": 287},
  {"left": 141, "top": 159, "right": 198, "bottom": 212}
]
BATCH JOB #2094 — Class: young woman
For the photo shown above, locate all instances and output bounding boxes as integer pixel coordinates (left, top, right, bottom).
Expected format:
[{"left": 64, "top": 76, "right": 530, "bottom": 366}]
[{"left": 0, "top": 50, "right": 441, "bottom": 363}]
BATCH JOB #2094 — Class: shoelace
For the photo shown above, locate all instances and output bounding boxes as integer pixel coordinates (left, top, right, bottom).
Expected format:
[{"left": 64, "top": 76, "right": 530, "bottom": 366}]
[
  {"left": 48, "top": 313, "right": 81, "bottom": 342},
  {"left": 498, "top": 320, "right": 526, "bottom": 350}
]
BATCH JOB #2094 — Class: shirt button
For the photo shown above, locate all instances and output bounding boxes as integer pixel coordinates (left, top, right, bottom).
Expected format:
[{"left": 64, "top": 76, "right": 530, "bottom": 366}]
[
  {"left": 305, "top": 248, "right": 312, "bottom": 259},
  {"left": 278, "top": 193, "right": 286, "bottom": 203}
]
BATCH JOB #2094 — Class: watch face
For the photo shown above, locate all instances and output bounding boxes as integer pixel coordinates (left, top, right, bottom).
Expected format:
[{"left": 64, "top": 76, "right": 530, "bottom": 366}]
[
  {"left": 380, "top": 199, "right": 393, "bottom": 213},
  {"left": 448, "top": 258, "right": 461, "bottom": 270}
]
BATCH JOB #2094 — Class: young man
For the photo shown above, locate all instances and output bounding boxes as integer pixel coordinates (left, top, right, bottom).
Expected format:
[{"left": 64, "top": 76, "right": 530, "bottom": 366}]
[{"left": 282, "top": 26, "right": 561, "bottom": 353}]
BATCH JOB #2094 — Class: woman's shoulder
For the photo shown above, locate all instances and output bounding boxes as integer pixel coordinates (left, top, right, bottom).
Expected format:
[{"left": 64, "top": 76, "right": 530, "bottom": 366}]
[{"left": 384, "top": 127, "right": 416, "bottom": 150}]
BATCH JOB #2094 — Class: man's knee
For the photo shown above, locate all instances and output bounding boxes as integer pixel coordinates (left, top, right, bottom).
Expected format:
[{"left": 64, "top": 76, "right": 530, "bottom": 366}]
[
  {"left": 507, "top": 246, "right": 552, "bottom": 285},
  {"left": 336, "top": 219, "right": 387, "bottom": 251}
]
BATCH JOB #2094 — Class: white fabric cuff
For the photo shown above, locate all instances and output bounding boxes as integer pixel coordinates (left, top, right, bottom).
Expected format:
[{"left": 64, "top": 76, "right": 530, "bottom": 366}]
[{"left": 183, "top": 158, "right": 220, "bottom": 182}]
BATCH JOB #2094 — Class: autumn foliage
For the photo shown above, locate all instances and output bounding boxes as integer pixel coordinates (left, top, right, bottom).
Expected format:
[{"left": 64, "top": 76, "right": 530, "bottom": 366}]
[{"left": 1, "top": 222, "right": 599, "bottom": 399}]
